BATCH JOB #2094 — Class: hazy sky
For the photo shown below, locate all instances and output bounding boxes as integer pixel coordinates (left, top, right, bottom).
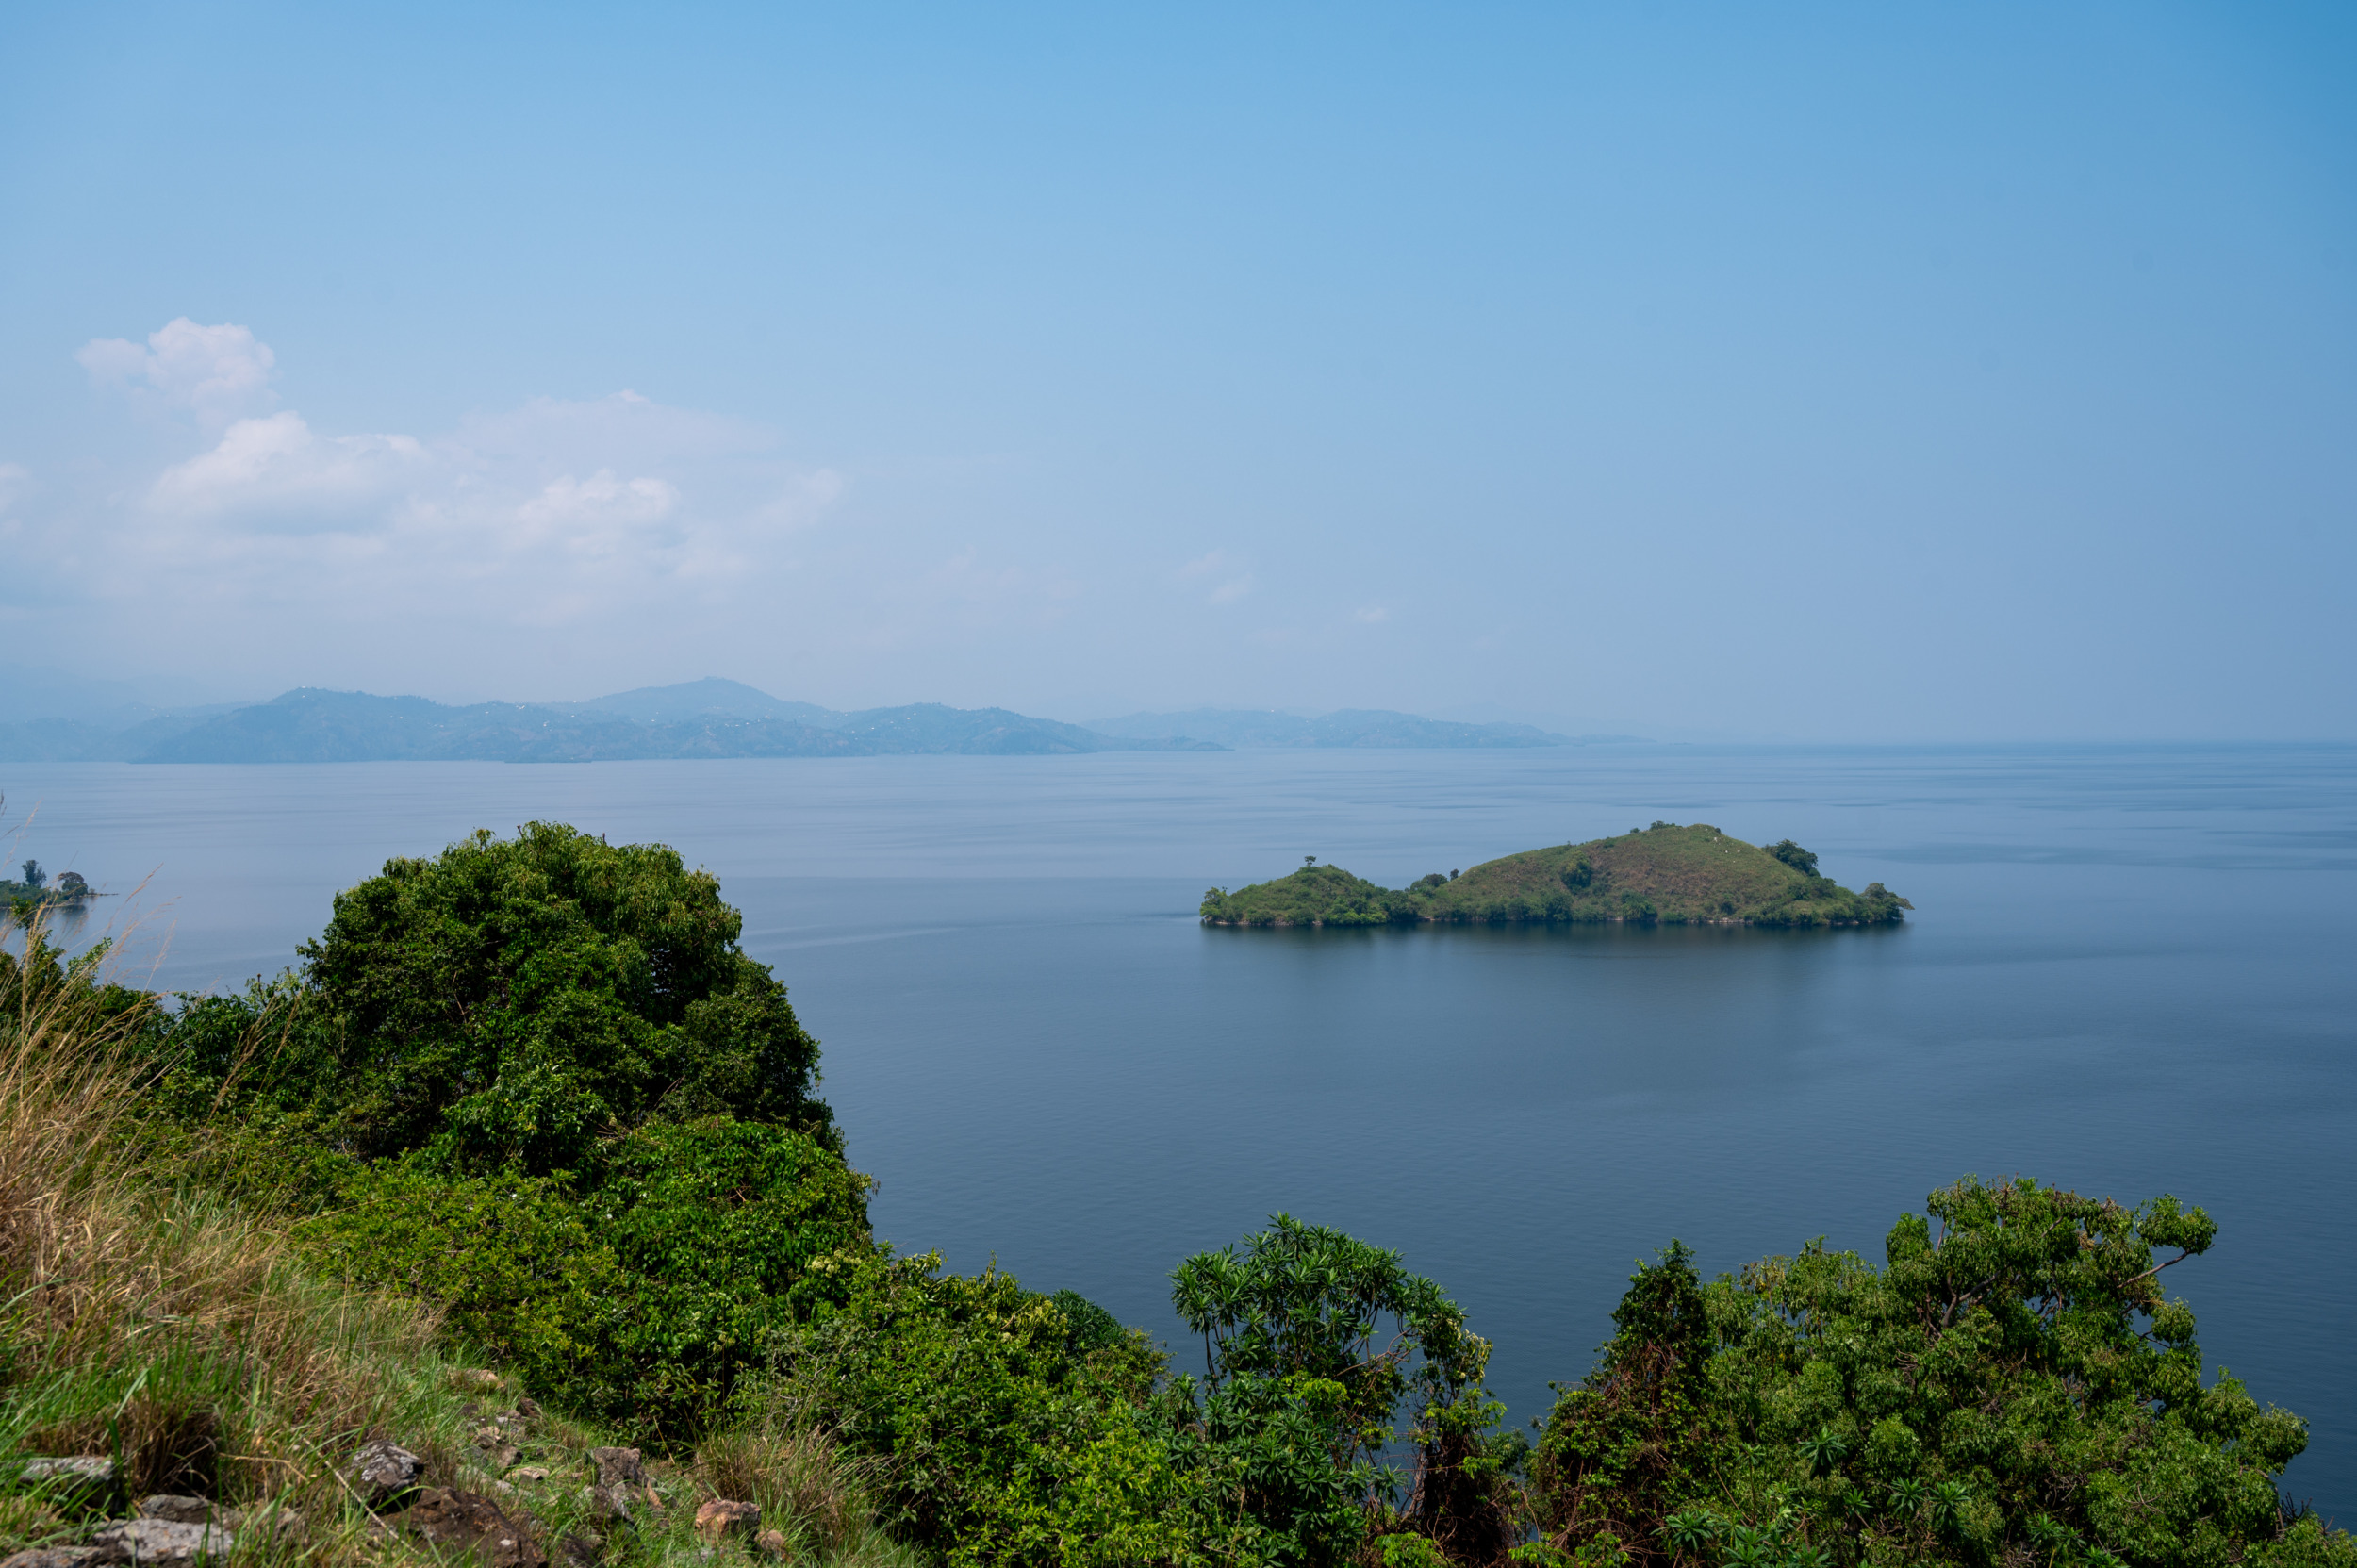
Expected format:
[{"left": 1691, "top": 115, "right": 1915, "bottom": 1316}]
[{"left": 3, "top": 2, "right": 2352, "bottom": 738}]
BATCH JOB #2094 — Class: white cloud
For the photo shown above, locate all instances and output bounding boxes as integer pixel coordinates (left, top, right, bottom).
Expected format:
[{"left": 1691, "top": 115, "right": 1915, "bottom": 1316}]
[
  {"left": 1177, "top": 547, "right": 1255, "bottom": 606},
  {"left": 517, "top": 470, "right": 680, "bottom": 532},
  {"left": 78, "top": 319, "right": 277, "bottom": 429},
  {"left": 0, "top": 463, "right": 26, "bottom": 511},
  {"left": 1353, "top": 605, "right": 1389, "bottom": 623},
  {"left": 41, "top": 319, "right": 852, "bottom": 636},
  {"left": 149, "top": 412, "right": 429, "bottom": 526}
]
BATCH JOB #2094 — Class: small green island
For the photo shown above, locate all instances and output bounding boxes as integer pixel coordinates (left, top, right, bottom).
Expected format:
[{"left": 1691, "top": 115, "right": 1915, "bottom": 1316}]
[
  {"left": 1, "top": 858, "right": 93, "bottom": 910},
  {"left": 1201, "top": 821, "right": 1912, "bottom": 928}
]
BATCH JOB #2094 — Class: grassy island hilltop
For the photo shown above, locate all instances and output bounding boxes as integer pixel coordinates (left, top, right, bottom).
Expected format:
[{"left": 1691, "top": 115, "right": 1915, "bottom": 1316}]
[{"left": 1200, "top": 822, "right": 1912, "bottom": 928}]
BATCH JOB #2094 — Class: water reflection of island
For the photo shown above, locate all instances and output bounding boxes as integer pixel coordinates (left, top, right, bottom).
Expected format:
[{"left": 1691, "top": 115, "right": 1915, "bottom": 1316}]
[{"left": 6, "top": 896, "right": 92, "bottom": 943}]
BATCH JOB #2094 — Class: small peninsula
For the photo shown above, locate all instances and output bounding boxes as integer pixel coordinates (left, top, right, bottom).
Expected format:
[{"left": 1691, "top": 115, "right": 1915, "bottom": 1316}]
[
  {"left": 1201, "top": 822, "right": 1912, "bottom": 928},
  {"left": 2, "top": 859, "right": 93, "bottom": 910}
]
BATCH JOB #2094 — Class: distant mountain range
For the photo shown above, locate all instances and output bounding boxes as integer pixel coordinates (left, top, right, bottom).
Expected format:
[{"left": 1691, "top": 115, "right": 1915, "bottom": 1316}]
[{"left": 0, "top": 679, "right": 1640, "bottom": 763}]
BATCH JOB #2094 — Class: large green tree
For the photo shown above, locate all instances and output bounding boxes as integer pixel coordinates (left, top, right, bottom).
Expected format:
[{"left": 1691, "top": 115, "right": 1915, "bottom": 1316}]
[
  {"left": 288, "top": 820, "right": 833, "bottom": 1172},
  {"left": 142, "top": 824, "right": 862, "bottom": 1434},
  {"left": 1538, "top": 1179, "right": 2352, "bottom": 1568}
]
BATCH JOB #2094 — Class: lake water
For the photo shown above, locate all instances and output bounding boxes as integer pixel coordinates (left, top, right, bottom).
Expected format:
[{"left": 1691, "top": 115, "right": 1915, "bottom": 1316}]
[{"left": 7, "top": 745, "right": 2354, "bottom": 1517}]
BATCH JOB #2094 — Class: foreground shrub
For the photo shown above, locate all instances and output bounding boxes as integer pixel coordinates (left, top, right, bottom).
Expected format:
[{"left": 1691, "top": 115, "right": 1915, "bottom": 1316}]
[
  {"left": 758, "top": 1249, "right": 1196, "bottom": 1568},
  {"left": 1165, "top": 1215, "right": 1510, "bottom": 1567},
  {"left": 132, "top": 825, "right": 868, "bottom": 1436},
  {"left": 1537, "top": 1179, "right": 2356, "bottom": 1568},
  {"left": 161, "top": 820, "right": 835, "bottom": 1174}
]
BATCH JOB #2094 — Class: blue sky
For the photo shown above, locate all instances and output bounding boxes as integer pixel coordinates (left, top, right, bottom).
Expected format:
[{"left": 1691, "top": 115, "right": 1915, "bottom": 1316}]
[{"left": 3, "top": 2, "right": 2352, "bottom": 738}]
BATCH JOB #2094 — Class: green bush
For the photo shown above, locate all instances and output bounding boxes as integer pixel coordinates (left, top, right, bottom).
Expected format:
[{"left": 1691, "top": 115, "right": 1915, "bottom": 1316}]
[
  {"left": 288, "top": 820, "right": 834, "bottom": 1172},
  {"left": 295, "top": 1118, "right": 871, "bottom": 1433},
  {"left": 130, "top": 824, "right": 866, "bottom": 1438},
  {"left": 1165, "top": 1215, "right": 1509, "bottom": 1567},
  {"left": 1536, "top": 1179, "right": 2355, "bottom": 1568},
  {"left": 759, "top": 1249, "right": 1193, "bottom": 1568}
]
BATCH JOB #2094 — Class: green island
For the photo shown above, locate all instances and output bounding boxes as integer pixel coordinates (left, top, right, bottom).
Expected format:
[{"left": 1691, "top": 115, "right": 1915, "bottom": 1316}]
[
  {"left": 1202, "top": 822, "right": 1913, "bottom": 929},
  {"left": 1, "top": 859, "right": 93, "bottom": 911},
  {"left": 4, "top": 823, "right": 2344, "bottom": 1568}
]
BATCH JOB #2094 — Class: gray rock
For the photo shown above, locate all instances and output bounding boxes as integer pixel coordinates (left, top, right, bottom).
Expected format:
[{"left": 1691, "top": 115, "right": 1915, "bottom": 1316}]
[
  {"left": 586, "top": 1448, "right": 644, "bottom": 1490},
  {"left": 131, "top": 1500, "right": 210, "bottom": 1526},
  {"left": 1, "top": 1548, "right": 126, "bottom": 1568},
  {"left": 88, "top": 1518, "right": 231, "bottom": 1565},
  {"left": 17, "top": 1458, "right": 114, "bottom": 1491},
  {"left": 400, "top": 1487, "right": 546, "bottom": 1568},
  {"left": 579, "top": 1484, "right": 631, "bottom": 1522},
  {"left": 580, "top": 1446, "right": 650, "bottom": 1522},
  {"left": 348, "top": 1439, "right": 424, "bottom": 1506}
]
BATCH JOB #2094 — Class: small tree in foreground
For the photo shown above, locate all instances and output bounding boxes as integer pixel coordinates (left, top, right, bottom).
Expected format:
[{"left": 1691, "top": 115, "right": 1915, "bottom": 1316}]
[{"left": 1165, "top": 1214, "right": 1509, "bottom": 1566}]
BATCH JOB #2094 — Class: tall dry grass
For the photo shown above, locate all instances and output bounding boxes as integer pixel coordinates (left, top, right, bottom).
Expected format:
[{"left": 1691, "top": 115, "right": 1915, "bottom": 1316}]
[
  {"left": 0, "top": 908, "right": 923, "bottom": 1567},
  {"left": 1, "top": 906, "right": 462, "bottom": 1551},
  {"left": 694, "top": 1409, "right": 898, "bottom": 1562}
]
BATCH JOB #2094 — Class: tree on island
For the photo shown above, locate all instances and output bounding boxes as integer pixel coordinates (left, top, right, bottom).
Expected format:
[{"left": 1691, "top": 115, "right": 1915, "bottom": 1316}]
[{"left": 18, "top": 859, "right": 43, "bottom": 890}]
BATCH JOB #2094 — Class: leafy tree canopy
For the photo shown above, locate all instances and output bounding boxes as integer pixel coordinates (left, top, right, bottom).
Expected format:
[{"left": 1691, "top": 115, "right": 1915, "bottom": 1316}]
[
  {"left": 1166, "top": 1214, "right": 1508, "bottom": 1566},
  {"left": 1539, "top": 1179, "right": 2345, "bottom": 1568},
  {"left": 170, "top": 821, "right": 833, "bottom": 1177}
]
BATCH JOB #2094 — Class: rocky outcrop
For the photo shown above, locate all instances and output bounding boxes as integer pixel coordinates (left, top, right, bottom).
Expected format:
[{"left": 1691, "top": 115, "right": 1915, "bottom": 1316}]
[
  {"left": 348, "top": 1439, "right": 424, "bottom": 1508},
  {"left": 85, "top": 1519, "right": 232, "bottom": 1566},
  {"left": 399, "top": 1487, "right": 547, "bottom": 1568},
  {"left": 583, "top": 1447, "right": 656, "bottom": 1521},
  {"left": 694, "top": 1500, "right": 760, "bottom": 1544},
  {"left": 0, "top": 1548, "right": 122, "bottom": 1568},
  {"left": 12, "top": 1458, "right": 114, "bottom": 1500}
]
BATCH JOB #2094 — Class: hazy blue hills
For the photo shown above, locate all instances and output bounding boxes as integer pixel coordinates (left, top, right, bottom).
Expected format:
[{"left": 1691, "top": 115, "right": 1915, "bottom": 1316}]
[
  {"left": 92, "top": 685, "right": 1225, "bottom": 763},
  {"left": 0, "top": 709, "right": 239, "bottom": 762},
  {"left": 550, "top": 676, "right": 843, "bottom": 728},
  {"left": 0, "top": 679, "right": 1651, "bottom": 762},
  {"left": 1084, "top": 707, "right": 1641, "bottom": 749}
]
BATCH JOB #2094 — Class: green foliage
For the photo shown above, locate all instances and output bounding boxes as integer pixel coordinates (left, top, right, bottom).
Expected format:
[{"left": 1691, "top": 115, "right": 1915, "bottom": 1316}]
[
  {"left": 288, "top": 820, "right": 833, "bottom": 1173},
  {"left": 1203, "top": 827, "right": 1910, "bottom": 930},
  {"left": 121, "top": 824, "right": 865, "bottom": 1440},
  {"left": 293, "top": 1119, "right": 871, "bottom": 1434},
  {"left": 1200, "top": 865, "right": 1429, "bottom": 927},
  {"left": 1, "top": 919, "right": 157, "bottom": 1045},
  {"left": 1538, "top": 1179, "right": 2356, "bottom": 1568},
  {"left": 1165, "top": 1214, "right": 1507, "bottom": 1567},
  {"left": 760, "top": 1249, "right": 1190, "bottom": 1568},
  {"left": 1535, "top": 1244, "right": 1728, "bottom": 1564}
]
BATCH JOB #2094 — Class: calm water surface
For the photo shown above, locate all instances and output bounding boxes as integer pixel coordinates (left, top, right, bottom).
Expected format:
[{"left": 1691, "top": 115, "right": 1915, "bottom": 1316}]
[{"left": 8, "top": 746, "right": 2354, "bottom": 1515}]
